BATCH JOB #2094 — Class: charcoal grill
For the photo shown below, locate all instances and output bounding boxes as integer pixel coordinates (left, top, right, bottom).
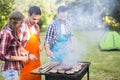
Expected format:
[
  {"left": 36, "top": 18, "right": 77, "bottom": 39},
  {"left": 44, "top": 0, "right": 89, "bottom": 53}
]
[{"left": 31, "top": 61, "right": 91, "bottom": 80}]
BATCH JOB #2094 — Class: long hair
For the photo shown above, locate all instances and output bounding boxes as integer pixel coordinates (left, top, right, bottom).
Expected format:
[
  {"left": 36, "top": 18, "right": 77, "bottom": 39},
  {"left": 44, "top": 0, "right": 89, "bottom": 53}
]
[{"left": 8, "top": 10, "right": 24, "bottom": 35}]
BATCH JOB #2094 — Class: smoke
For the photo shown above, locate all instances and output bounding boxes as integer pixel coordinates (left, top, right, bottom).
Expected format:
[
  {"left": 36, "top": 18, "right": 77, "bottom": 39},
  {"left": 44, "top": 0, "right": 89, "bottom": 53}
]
[
  {"left": 63, "top": 36, "right": 88, "bottom": 65},
  {"left": 60, "top": 0, "right": 117, "bottom": 64},
  {"left": 67, "top": 0, "right": 117, "bottom": 31}
]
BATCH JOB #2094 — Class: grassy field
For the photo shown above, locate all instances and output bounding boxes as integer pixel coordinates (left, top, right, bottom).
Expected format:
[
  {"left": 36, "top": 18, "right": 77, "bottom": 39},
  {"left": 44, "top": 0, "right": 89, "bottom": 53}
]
[
  {"left": 76, "top": 30, "right": 120, "bottom": 80},
  {"left": 0, "top": 31, "right": 120, "bottom": 80}
]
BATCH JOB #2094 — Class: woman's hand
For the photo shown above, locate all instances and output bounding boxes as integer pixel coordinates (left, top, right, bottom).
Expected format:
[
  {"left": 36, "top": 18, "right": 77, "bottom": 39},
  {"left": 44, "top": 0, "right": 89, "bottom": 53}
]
[
  {"left": 21, "top": 56, "right": 28, "bottom": 63},
  {"left": 18, "top": 46, "right": 29, "bottom": 56}
]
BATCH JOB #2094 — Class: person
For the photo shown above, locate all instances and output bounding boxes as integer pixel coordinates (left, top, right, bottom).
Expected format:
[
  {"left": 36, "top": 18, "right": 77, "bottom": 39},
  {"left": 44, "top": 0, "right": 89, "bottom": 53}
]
[
  {"left": 19, "top": 6, "right": 43, "bottom": 80},
  {"left": 44, "top": 6, "right": 73, "bottom": 63},
  {"left": 0, "top": 11, "right": 28, "bottom": 80}
]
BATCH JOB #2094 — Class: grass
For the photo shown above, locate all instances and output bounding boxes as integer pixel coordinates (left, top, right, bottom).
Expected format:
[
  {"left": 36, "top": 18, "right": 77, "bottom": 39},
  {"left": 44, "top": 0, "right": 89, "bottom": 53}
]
[
  {"left": 0, "top": 30, "right": 120, "bottom": 80},
  {"left": 77, "top": 30, "right": 120, "bottom": 80}
]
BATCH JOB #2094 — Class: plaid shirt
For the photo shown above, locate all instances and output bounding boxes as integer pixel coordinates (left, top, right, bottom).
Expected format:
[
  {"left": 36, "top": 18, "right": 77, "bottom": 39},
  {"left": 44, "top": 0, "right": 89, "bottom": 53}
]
[
  {"left": 0, "top": 25, "right": 23, "bottom": 71},
  {"left": 45, "top": 17, "right": 73, "bottom": 46},
  {"left": 19, "top": 19, "right": 40, "bottom": 47}
]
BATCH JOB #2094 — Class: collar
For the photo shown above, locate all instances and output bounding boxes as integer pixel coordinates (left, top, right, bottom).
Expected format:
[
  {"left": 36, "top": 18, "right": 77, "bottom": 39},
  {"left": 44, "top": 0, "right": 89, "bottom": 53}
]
[{"left": 28, "top": 19, "right": 34, "bottom": 27}]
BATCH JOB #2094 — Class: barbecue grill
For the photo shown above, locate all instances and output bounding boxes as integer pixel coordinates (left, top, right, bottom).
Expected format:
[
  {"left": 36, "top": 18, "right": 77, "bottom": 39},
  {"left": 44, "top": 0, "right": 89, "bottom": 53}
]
[{"left": 31, "top": 61, "right": 91, "bottom": 80}]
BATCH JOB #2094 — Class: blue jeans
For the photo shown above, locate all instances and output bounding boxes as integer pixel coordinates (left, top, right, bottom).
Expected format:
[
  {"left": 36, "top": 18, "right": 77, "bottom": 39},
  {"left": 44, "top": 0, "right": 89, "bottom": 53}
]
[{"left": 2, "top": 69, "right": 19, "bottom": 80}]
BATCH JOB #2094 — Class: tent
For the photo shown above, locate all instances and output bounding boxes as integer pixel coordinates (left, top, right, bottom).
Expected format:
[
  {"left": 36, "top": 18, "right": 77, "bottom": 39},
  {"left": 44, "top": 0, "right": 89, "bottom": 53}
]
[{"left": 99, "top": 31, "right": 120, "bottom": 51}]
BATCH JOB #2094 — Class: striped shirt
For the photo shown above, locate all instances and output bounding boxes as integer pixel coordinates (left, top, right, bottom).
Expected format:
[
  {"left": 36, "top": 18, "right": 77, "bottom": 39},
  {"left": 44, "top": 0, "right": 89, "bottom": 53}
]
[{"left": 0, "top": 25, "right": 23, "bottom": 71}]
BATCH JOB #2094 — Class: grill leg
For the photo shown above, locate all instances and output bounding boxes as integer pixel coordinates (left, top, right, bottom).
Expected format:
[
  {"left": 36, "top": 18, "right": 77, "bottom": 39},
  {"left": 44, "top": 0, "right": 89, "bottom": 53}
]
[{"left": 87, "top": 66, "right": 89, "bottom": 80}]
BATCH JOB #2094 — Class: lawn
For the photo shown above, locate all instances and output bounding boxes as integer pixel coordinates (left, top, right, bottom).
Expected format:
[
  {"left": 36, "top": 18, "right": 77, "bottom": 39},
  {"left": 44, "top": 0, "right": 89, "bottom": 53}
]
[
  {"left": 75, "top": 30, "right": 120, "bottom": 80},
  {"left": 0, "top": 30, "right": 120, "bottom": 80}
]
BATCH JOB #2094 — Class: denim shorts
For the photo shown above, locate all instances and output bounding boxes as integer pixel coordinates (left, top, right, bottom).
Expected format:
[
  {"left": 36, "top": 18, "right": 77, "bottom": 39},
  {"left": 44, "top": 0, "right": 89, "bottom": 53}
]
[{"left": 2, "top": 69, "right": 19, "bottom": 80}]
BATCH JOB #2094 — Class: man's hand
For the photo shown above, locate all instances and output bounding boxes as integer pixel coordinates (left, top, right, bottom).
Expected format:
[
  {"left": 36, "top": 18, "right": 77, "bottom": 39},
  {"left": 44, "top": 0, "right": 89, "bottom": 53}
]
[
  {"left": 20, "top": 52, "right": 28, "bottom": 56},
  {"left": 46, "top": 49, "right": 54, "bottom": 58},
  {"left": 44, "top": 43, "right": 55, "bottom": 58},
  {"left": 39, "top": 45, "right": 44, "bottom": 51},
  {"left": 29, "top": 54, "right": 38, "bottom": 61}
]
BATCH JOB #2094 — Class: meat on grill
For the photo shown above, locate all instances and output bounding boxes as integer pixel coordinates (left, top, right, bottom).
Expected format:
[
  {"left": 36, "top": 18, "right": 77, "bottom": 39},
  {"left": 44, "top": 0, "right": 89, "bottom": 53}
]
[
  {"left": 49, "top": 68, "right": 57, "bottom": 73},
  {"left": 48, "top": 63, "right": 84, "bottom": 74}
]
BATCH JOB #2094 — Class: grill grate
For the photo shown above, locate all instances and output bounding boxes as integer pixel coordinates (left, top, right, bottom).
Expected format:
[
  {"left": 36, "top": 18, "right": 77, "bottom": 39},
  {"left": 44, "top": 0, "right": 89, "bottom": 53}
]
[
  {"left": 45, "top": 62, "right": 91, "bottom": 80},
  {"left": 31, "top": 62, "right": 91, "bottom": 80}
]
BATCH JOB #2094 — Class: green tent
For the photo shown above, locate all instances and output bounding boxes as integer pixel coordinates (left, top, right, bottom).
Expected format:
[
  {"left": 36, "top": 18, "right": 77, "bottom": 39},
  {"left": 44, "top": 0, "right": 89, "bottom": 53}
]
[{"left": 99, "top": 31, "right": 120, "bottom": 50}]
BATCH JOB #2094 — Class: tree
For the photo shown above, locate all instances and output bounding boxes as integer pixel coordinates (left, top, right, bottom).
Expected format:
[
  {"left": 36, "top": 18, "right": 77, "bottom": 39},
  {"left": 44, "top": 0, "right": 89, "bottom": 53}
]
[
  {"left": 112, "top": 0, "right": 120, "bottom": 23},
  {"left": 0, "top": 0, "right": 15, "bottom": 30}
]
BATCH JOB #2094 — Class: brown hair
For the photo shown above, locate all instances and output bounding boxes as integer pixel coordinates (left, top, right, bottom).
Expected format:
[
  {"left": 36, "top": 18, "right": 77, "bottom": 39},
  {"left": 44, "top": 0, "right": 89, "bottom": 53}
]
[
  {"left": 8, "top": 10, "right": 24, "bottom": 34},
  {"left": 28, "top": 6, "right": 42, "bottom": 16},
  {"left": 57, "top": 6, "right": 68, "bottom": 13}
]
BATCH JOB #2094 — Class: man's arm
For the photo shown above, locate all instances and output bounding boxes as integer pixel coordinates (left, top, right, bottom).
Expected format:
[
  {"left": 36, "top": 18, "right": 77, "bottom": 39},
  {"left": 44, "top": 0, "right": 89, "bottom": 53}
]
[{"left": 44, "top": 43, "right": 54, "bottom": 57}]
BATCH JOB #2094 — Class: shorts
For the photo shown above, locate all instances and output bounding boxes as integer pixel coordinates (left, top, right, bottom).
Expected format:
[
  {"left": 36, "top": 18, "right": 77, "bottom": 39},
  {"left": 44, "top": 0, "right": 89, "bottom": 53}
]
[{"left": 2, "top": 69, "right": 19, "bottom": 80}]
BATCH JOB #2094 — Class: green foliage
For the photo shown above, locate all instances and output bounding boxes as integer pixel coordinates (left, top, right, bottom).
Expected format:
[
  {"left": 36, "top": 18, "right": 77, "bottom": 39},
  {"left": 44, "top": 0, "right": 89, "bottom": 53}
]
[
  {"left": 112, "top": 0, "right": 120, "bottom": 23},
  {"left": 0, "top": 0, "right": 14, "bottom": 30},
  {"left": 38, "top": 15, "right": 47, "bottom": 29}
]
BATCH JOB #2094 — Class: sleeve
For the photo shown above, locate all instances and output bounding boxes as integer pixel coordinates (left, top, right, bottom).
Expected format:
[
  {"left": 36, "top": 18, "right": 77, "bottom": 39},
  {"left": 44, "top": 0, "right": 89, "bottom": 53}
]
[
  {"left": 19, "top": 23, "right": 28, "bottom": 47},
  {"left": 0, "top": 31, "right": 11, "bottom": 61},
  {"left": 45, "top": 24, "right": 54, "bottom": 45}
]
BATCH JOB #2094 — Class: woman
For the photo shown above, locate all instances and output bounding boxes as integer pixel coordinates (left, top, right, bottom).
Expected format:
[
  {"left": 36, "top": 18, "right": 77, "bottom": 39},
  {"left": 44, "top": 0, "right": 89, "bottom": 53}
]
[{"left": 0, "top": 10, "right": 28, "bottom": 80}]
